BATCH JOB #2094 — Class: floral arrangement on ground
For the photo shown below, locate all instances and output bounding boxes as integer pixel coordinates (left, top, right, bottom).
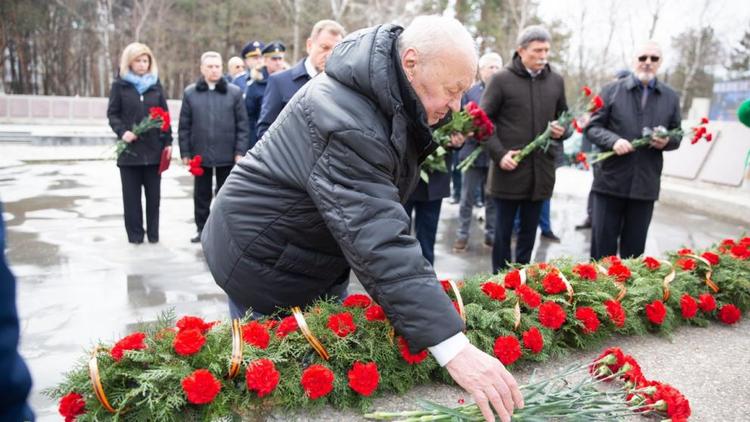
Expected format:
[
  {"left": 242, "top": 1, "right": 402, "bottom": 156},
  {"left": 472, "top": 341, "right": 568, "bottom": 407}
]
[{"left": 50, "top": 236, "right": 750, "bottom": 421}]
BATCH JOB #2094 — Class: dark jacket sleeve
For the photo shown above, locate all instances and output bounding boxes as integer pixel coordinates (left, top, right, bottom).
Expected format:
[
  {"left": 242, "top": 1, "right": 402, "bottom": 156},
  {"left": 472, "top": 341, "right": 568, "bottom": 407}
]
[
  {"left": 106, "top": 82, "right": 127, "bottom": 139},
  {"left": 0, "top": 204, "right": 35, "bottom": 422},
  {"left": 584, "top": 84, "right": 622, "bottom": 151},
  {"left": 555, "top": 81, "right": 574, "bottom": 141},
  {"left": 233, "top": 91, "right": 250, "bottom": 156},
  {"left": 178, "top": 91, "right": 192, "bottom": 159},
  {"left": 256, "top": 76, "right": 283, "bottom": 141},
  {"left": 158, "top": 87, "right": 173, "bottom": 148},
  {"left": 663, "top": 93, "right": 683, "bottom": 151},
  {"left": 480, "top": 75, "right": 507, "bottom": 162},
  {"left": 306, "top": 130, "right": 465, "bottom": 350}
]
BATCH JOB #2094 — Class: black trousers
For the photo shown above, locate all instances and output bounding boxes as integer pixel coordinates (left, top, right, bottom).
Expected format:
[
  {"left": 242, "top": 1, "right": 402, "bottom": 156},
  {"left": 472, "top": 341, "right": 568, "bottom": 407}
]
[
  {"left": 404, "top": 198, "right": 443, "bottom": 265},
  {"left": 591, "top": 192, "right": 655, "bottom": 259},
  {"left": 194, "top": 165, "right": 232, "bottom": 231},
  {"left": 119, "top": 165, "right": 161, "bottom": 242},
  {"left": 492, "top": 198, "right": 543, "bottom": 272}
]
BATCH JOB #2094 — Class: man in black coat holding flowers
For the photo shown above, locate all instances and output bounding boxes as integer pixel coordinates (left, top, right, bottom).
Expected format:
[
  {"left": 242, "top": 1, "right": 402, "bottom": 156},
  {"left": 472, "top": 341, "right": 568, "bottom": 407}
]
[
  {"left": 481, "top": 25, "right": 571, "bottom": 272},
  {"left": 584, "top": 41, "right": 681, "bottom": 259}
]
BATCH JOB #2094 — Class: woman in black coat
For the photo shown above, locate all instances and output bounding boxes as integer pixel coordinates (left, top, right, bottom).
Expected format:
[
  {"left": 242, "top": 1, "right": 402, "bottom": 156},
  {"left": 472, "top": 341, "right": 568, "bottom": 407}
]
[{"left": 107, "top": 42, "right": 172, "bottom": 244}]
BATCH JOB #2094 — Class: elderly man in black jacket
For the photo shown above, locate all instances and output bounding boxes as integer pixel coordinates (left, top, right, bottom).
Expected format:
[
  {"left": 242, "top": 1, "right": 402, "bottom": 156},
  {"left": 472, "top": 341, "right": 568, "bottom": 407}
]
[
  {"left": 202, "top": 16, "right": 523, "bottom": 422},
  {"left": 179, "top": 51, "right": 249, "bottom": 243},
  {"left": 481, "top": 25, "right": 571, "bottom": 272},
  {"left": 585, "top": 41, "right": 681, "bottom": 259}
]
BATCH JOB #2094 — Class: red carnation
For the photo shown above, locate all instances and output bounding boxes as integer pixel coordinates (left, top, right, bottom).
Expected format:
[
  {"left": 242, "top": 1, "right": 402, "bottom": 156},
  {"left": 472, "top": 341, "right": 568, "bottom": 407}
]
[
  {"left": 176, "top": 316, "right": 215, "bottom": 333},
  {"left": 276, "top": 316, "right": 298, "bottom": 338},
  {"left": 589, "top": 95, "right": 604, "bottom": 112},
  {"left": 542, "top": 272, "right": 567, "bottom": 294},
  {"left": 173, "top": 328, "right": 206, "bottom": 356},
  {"left": 730, "top": 244, "right": 750, "bottom": 259},
  {"left": 677, "top": 248, "right": 693, "bottom": 256},
  {"left": 591, "top": 347, "right": 626, "bottom": 378},
  {"left": 245, "top": 358, "right": 280, "bottom": 397},
  {"left": 300, "top": 364, "right": 335, "bottom": 399},
  {"left": 327, "top": 312, "right": 357, "bottom": 337},
  {"left": 342, "top": 294, "right": 372, "bottom": 308},
  {"left": 680, "top": 294, "right": 698, "bottom": 319},
  {"left": 676, "top": 257, "right": 696, "bottom": 271},
  {"left": 110, "top": 332, "right": 147, "bottom": 362},
  {"left": 481, "top": 282, "right": 506, "bottom": 301},
  {"left": 516, "top": 284, "right": 541, "bottom": 308},
  {"left": 652, "top": 382, "right": 692, "bottom": 420},
  {"left": 718, "top": 304, "right": 741, "bottom": 325},
  {"left": 262, "top": 319, "right": 278, "bottom": 331},
  {"left": 188, "top": 155, "right": 204, "bottom": 176},
  {"left": 59, "top": 392, "right": 86, "bottom": 422},
  {"left": 504, "top": 269, "right": 521, "bottom": 289},
  {"left": 698, "top": 293, "right": 716, "bottom": 312},
  {"left": 347, "top": 361, "right": 380, "bottom": 396},
  {"left": 608, "top": 263, "right": 631, "bottom": 283},
  {"left": 701, "top": 251, "right": 720, "bottom": 265},
  {"left": 575, "top": 307, "right": 600, "bottom": 334},
  {"left": 493, "top": 335, "right": 522, "bottom": 366},
  {"left": 538, "top": 301, "right": 567, "bottom": 330},
  {"left": 572, "top": 118, "right": 583, "bottom": 133},
  {"left": 364, "top": 304, "right": 387, "bottom": 321},
  {"left": 398, "top": 337, "right": 428, "bottom": 364},
  {"left": 643, "top": 256, "right": 661, "bottom": 270},
  {"left": 740, "top": 237, "right": 750, "bottom": 246},
  {"left": 242, "top": 321, "right": 270, "bottom": 349},
  {"left": 573, "top": 263, "right": 597, "bottom": 281},
  {"left": 620, "top": 355, "right": 645, "bottom": 385},
  {"left": 522, "top": 326, "right": 544, "bottom": 354},
  {"left": 181, "top": 369, "right": 221, "bottom": 404},
  {"left": 582, "top": 85, "right": 593, "bottom": 97},
  {"left": 602, "top": 255, "right": 622, "bottom": 266},
  {"left": 645, "top": 300, "right": 667, "bottom": 325},
  {"left": 604, "top": 299, "right": 626, "bottom": 328}
]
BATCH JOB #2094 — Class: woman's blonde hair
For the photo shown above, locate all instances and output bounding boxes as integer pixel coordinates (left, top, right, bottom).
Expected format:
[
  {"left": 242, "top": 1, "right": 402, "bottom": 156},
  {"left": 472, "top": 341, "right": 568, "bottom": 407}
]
[{"left": 119, "top": 42, "right": 158, "bottom": 77}]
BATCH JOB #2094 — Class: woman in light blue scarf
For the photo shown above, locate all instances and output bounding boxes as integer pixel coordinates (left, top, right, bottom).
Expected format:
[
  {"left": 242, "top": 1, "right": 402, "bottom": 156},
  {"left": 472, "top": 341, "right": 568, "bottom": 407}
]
[{"left": 107, "top": 42, "right": 173, "bottom": 244}]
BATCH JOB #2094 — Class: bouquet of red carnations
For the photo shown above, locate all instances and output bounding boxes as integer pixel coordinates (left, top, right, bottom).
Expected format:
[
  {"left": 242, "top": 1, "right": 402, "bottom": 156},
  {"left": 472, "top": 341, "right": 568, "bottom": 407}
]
[
  {"left": 187, "top": 155, "right": 204, "bottom": 176},
  {"left": 113, "top": 106, "right": 171, "bottom": 158},
  {"left": 421, "top": 101, "right": 494, "bottom": 182}
]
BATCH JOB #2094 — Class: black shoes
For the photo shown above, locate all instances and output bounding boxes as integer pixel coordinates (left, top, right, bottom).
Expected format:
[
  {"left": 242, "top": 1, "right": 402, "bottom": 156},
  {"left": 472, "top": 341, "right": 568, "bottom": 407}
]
[
  {"left": 540, "top": 231, "right": 561, "bottom": 242},
  {"left": 575, "top": 218, "right": 592, "bottom": 230},
  {"left": 190, "top": 231, "right": 202, "bottom": 243}
]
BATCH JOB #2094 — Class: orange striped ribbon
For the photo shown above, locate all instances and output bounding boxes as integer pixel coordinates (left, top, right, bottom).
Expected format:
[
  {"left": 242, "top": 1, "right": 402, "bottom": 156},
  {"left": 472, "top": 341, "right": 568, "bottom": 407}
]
[
  {"left": 88, "top": 347, "right": 117, "bottom": 413},
  {"left": 292, "top": 307, "right": 330, "bottom": 360},
  {"left": 227, "top": 319, "right": 243, "bottom": 379}
]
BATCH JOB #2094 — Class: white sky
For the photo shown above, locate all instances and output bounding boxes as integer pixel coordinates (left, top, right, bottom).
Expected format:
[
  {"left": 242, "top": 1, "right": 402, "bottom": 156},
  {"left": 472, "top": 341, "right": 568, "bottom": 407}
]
[{"left": 536, "top": 0, "right": 750, "bottom": 73}]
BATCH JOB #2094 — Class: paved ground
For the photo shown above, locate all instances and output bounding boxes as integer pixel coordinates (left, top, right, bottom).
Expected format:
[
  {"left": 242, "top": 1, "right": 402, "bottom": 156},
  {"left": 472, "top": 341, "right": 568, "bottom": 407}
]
[{"left": 1, "top": 153, "right": 748, "bottom": 421}]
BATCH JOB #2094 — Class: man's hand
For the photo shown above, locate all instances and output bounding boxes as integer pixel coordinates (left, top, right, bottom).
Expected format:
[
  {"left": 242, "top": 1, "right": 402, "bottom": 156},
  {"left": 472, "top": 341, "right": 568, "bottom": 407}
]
[
  {"left": 449, "top": 132, "right": 468, "bottom": 148},
  {"left": 445, "top": 344, "right": 524, "bottom": 422},
  {"left": 650, "top": 135, "right": 669, "bottom": 150},
  {"left": 122, "top": 131, "right": 138, "bottom": 143},
  {"left": 182, "top": 157, "right": 190, "bottom": 166},
  {"left": 613, "top": 138, "right": 635, "bottom": 155},
  {"left": 550, "top": 121, "right": 565, "bottom": 140},
  {"left": 500, "top": 150, "right": 519, "bottom": 171},
  {"left": 235, "top": 154, "right": 243, "bottom": 163}
]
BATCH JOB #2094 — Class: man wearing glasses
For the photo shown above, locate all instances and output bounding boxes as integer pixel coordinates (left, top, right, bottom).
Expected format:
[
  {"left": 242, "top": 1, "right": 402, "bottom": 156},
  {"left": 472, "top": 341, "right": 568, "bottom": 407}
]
[{"left": 584, "top": 41, "right": 682, "bottom": 259}]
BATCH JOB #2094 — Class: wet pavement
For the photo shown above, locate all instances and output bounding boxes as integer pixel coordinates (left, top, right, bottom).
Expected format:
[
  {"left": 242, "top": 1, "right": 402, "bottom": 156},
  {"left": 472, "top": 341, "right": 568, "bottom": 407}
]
[{"left": 1, "top": 158, "right": 748, "bottom": 421}]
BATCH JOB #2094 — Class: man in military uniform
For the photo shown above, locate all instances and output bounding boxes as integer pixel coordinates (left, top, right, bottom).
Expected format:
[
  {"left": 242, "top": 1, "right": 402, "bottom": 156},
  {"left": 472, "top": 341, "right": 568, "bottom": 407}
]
[
  {"left": 243, "top": 42, "right": 286, "bottom": 152},
  {"left": 256, "top": 20, "right": 345, "bottom": 140},
  {"left": 232, "top": 40, "right": 264, "bottom": 90}
]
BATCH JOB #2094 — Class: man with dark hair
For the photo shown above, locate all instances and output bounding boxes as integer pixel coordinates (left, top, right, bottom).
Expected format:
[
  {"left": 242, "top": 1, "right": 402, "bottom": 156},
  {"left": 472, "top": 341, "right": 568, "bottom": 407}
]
[
  {"left": 482, "top": 25, "right": 572, "bottom": 272},
  {"left": 585, "top": 42, "right": 681, "bottom": 259},
  {"left": 256, "top": 20, "right": 345, "bottom": 140}
]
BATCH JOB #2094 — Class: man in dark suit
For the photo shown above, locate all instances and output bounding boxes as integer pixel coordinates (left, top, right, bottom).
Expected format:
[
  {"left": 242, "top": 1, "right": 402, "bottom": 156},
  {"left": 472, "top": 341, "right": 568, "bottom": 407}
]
[
  {"left": 256, "top": 20, "right": 345, "bottom": 140},
  {"left": 243, "top": 42, "right": 286, "bottom": 152},
  {"left": 0, "top": 203, "right": 35, "bottom": 422}
]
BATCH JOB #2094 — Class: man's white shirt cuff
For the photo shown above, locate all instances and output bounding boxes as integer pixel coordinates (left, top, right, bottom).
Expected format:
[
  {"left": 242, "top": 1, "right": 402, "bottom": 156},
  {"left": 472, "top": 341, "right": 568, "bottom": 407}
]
[{"left": 428, "top": 332, "right": 470, "bottom": 367}]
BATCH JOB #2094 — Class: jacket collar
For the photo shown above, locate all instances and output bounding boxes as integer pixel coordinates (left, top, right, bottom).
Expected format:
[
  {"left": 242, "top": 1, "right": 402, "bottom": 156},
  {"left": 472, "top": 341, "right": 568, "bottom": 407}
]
[
  {"left": 508, "top": 52, "right": 550, "bottom": 80},
  {"left": 196, "top": 76, "right": 228, "bottom": 93},
  {"left": 624, "top": 74, "right": 662, "bottom": 93},
  {"left": 290, "top": 59, "right": 310, "bottom": 82}
]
